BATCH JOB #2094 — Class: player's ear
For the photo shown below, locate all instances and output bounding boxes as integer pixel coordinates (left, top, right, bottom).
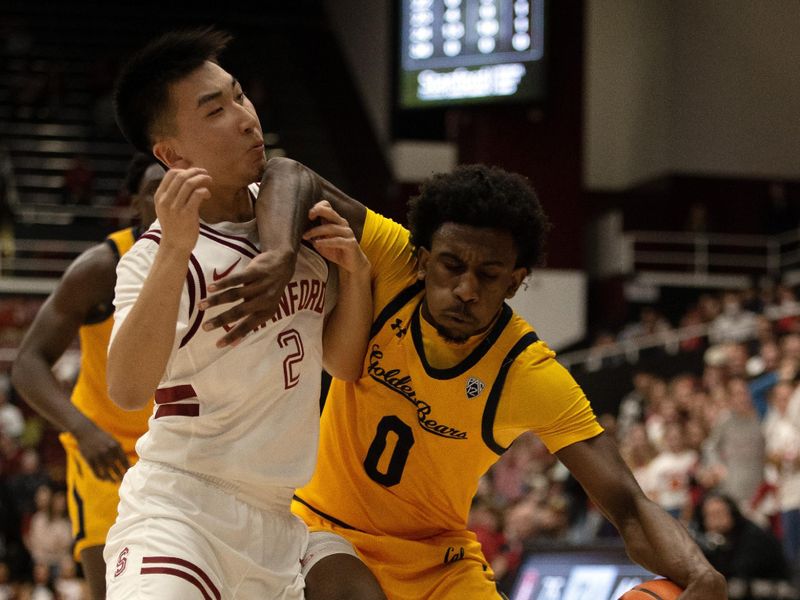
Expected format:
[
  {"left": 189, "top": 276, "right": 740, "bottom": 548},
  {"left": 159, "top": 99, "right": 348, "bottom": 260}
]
[
  {"left": 152, "top": 140, "right": 184, "bottom": 169},
  {"left": 417, "top": 248, "right": 430, "bottom": 281},
  {"left": 505, "top": 267, "right": 528, "bottom": 299}
]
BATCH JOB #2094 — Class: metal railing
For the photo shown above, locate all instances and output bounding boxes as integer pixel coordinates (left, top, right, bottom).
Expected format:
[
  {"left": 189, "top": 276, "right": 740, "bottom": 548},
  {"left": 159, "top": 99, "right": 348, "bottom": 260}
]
[
  {"left": 557, "top": 305, "right": 800, "bottom": 371},
  {"left": 626, "top": 228, "right": 800, "bottom": 279}
]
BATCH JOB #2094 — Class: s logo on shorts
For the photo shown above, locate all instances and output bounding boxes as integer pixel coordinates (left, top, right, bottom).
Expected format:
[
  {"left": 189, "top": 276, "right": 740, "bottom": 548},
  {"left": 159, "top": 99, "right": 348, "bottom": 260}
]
[{"left": 115, "top": 547, "right": 129, "bottom": 577}]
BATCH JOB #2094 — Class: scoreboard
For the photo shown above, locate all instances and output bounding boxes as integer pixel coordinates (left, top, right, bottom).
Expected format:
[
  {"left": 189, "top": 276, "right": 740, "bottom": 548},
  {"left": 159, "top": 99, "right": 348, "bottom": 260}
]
[{"left": 398, "top": 0, "right": 547, "bottom": 108}]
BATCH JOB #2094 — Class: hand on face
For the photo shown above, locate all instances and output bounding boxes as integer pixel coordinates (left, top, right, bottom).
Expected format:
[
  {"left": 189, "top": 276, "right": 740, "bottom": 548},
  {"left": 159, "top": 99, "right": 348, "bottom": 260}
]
[{"left": 154, "top": 162, "right": 212, "bottom": 254}]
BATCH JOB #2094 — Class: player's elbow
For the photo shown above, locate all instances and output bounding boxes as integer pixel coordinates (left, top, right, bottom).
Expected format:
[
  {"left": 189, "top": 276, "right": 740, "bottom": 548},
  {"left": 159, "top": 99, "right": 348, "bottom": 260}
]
[
  {"left": 107, "top": 380, "right": 149, "bottom": 411},
  {"left": 324, "top": 360, "right": 363, "bottom": 383},
  {"left": 107, "top": 364, "right": 150, "bottom": 411},
  {"left": 9, "top": 354, "right": 29, "bottom": 394},
  {"left": 262, "top": 156, "right": 305, "bottom": 183}
]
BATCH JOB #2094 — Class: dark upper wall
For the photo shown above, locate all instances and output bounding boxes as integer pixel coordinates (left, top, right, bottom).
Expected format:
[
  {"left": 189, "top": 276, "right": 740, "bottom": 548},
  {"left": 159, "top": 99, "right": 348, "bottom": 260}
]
[{"left": 325, "top": 0, "right": 587, "bottom": 269}]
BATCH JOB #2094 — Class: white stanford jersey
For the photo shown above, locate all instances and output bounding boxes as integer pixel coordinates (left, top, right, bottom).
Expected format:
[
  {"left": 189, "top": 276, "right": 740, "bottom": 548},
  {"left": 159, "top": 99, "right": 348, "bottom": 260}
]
[{"left": 112, "top": 191, "right": 331, "bottom": 508}]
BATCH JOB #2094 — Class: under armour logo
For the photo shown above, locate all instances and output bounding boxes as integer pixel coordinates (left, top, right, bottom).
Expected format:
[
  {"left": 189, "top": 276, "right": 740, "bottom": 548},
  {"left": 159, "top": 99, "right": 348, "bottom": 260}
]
[
  {"left": 390, "top": 318, "right": 408, "bottom": 339},
  {"left": 466, "top": 377, "right": 485, "bottom": 399}
]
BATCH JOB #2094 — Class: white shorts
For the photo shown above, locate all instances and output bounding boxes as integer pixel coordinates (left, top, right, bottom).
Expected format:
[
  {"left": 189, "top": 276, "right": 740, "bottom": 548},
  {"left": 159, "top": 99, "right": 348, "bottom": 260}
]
[{"left": 104, "top": 460, "right": 307, "bottom": 599}]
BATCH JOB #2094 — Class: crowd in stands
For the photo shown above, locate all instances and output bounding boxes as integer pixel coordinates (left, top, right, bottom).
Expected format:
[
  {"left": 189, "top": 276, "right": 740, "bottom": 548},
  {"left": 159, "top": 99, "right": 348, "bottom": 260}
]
[
  {"left": 0, "top": 296, "right": 82, "bottom": 599},
  {"left": 470, "top": 282, "right": 800, "bottom": 598},
  {"left": 4, "top": 282, "right": 800, "bottom": 597},
  {"left": 3, "top": 281, "right": 800, "bottom": 598}
]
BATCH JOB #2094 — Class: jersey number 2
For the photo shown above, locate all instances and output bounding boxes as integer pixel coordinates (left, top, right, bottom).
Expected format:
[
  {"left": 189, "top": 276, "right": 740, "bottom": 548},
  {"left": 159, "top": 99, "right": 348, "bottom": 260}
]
[
  {"left": 363, "top": 415, "right": 414, "bottom": 487},
  {"left": 277, "top": 329, "right": 304, "bottom": 390}
]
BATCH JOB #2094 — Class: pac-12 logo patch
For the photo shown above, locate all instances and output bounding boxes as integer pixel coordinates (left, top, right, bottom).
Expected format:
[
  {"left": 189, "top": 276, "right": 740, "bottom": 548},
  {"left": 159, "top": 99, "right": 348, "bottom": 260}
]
[
  {"left": 115, "top": 547, "right": 129, "bottom": 577},
  {"left": 465, "top": 377, "right": 485, "bottom": 399}
]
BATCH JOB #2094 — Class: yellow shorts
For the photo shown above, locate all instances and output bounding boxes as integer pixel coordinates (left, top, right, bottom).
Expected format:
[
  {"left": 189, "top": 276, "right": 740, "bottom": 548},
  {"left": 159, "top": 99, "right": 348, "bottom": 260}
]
[
  {"left": 292, "top": 500, "right": 503, "bottom": 600},
  {"left": 61, "top": 433, "right": 138, "bottom": 561}
]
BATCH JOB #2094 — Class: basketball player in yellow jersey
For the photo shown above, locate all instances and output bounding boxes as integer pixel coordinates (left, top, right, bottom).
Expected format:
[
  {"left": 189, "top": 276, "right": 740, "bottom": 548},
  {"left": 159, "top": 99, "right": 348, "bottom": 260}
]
[
  {"left": 12, "top": 154, "right": 163, "bottom": 600},
  {"left": 203, "top": 160, "right": 727, "bottom": 600}
]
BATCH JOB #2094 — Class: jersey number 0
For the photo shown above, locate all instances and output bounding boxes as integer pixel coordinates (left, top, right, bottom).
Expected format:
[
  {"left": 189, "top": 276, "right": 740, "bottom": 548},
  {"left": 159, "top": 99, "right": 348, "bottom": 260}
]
[{"left": 363, "top": 415, "right": 415, "bottom": 487}]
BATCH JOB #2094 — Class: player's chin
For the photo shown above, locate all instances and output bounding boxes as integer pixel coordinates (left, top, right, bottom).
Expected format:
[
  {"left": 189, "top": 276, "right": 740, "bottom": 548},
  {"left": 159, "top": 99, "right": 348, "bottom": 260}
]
[{"left": 246, "top": 158, "right": 268, "bottom": 183}]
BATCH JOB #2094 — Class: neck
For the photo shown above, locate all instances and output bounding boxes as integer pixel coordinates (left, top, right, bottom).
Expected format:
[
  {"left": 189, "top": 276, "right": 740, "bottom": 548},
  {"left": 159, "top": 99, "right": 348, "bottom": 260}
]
[{"left": 199, "top": 184, "right": 254, "bottom": 224}]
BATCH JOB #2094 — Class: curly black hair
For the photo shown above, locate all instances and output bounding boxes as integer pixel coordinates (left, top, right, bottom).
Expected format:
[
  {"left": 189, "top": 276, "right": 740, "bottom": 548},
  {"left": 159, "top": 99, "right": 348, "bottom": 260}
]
[
  {"left": 407, "top": 164, "right": 551, "bottom": 271},
  {"left": 113, "top": 27, "right": 232, "bottom": 154}
]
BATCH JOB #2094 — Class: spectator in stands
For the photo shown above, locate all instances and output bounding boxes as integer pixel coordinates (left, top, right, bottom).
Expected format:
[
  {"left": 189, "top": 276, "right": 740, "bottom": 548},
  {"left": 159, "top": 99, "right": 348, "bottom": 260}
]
[
  {"left": 618, "top": 305, "right": 672, "bottom": 342},
  {"left": 643, "top": 378, "right": 678, "bottom": 450},
  {"left": 763, "top": 380, "right": 800, "bottom": 580},
  {"left": 490, "top": 432, "right": 539, "bottom": 507},
  {"left": 642, "top": 422, "right": 698, "bottom": 521},
  {"left": 619, "top": 423, "right": 657, "bottom": 490},
  {"left": 0, "top": 374, "right": 24, "bottom": 440},
  {"left": 753, "top": 314, "right": 778, "bottom": 350},
  {"left": 24, "top": 487, "right": 71, "bottom": 580},
  {"left": 54, "top": 557, "right": 85, "bottom": 600},
  {"left": 697, "top": 377, "right": 765, "bottom": 512},
  {"left": 0, "top": 431, "right": 24, "bottom": 478},
  {"left": 684, "top": 417, "right": 709, "bottom": 455},
  {"left": 692, "top": 492, "right": 789, "bottom": 584},
  {"left": 767, "top": 284, "right": 800, "bottom": 335},
  {"left": 697, "top": 293, "right": 722, "bottom": 325},
  {"left": 467, "top": 499, "right": 505, "bottom": 570},
  {"left": 5, "top": 449, "right": 49, "bottom": 524},
  {"left": 0, "top": 478, "right": 27, "bottom": 590},
  {"left": 722, "top": 342, "right": 750, "bottom": 379},
  {"left": 60, "top": 155, "right": 95, "bottom": 206},
  {"left": 30, "top": 561, "right": 55, "bottom": 600},
  {"left": 678, "top": 305, "right": 707, "bottom": 353},
  {"left": 0, "top": 560, "right": 12, "bottom": 600},
  {"left": 617, "top": 371, "right": 654, "bottom": 438},
  {"left": 782, "top": 333, "right": 800, "bottom": 365},
  {"left": 708, "top": 290, "right": 758, "bottom": 345},
  {"left": 585, "top": 329, "right": 624, "bottom": 372},
  {"left": 669, "top": 373, "right": 698, "bottom": 418},
  {"left": 749, "top": 347, "right": 797, "bottom": 420}
]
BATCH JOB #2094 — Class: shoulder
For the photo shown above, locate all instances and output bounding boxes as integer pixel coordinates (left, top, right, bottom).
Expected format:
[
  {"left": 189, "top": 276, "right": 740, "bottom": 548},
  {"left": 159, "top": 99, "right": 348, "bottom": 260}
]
[{"left": 62, "top": 241, "right": 119, "bottom": 289}]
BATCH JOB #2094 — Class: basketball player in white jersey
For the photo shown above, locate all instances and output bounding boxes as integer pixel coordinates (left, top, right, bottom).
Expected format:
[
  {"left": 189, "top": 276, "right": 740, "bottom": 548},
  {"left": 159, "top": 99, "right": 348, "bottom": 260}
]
[{"left": 104, "top": 28, "right": 384, "bottom": 599}]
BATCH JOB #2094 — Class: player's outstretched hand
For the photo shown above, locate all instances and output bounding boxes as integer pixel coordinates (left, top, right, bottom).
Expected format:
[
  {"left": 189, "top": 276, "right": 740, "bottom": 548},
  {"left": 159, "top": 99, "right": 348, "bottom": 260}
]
[
  {"left": 200, "top": 248, "right": 296, "bottom": 347},
  {"left": 75, "top": 422, "right": 130, "bottom": 483},
  {"left": 303, "top": 201, "right": 369, "bottom": 275}
]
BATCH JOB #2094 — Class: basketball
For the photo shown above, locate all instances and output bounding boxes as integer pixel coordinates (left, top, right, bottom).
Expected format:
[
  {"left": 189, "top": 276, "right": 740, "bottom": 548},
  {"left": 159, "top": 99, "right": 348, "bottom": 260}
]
[{"left": 619, "top": 578, "right": 684, "bottom": 599}]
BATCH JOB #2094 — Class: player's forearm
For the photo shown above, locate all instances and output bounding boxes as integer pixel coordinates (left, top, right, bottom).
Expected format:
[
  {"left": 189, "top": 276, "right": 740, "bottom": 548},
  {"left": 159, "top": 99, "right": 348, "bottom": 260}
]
[
  {"left": 108, "top": 246, "right": 189, "bottom": 410},
  {"left": 322, "top": 267, "right": 372, "bottom": 381},
  {"left": 615, "top": 495, "right": 721, "bottom": 591},
  {"left": 256, "top": 158, "right": 320, "bottom": 260},
  {"left": 11, "top": 353, "right": 96, "bottom": 435}
]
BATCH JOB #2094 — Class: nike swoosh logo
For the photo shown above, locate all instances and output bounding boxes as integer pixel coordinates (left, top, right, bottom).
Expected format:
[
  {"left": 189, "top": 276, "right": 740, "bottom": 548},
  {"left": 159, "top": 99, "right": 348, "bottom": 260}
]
[{"left": 212, "top": 258, "right": 241, "bottom": 281}]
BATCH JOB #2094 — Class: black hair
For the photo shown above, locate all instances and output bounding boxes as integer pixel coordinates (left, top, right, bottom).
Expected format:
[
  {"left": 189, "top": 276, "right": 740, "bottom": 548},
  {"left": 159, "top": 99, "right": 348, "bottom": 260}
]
[
  {"left": 113, "top": 27, "right": 232, "bottom": 153},
  {"left": 121, "top": 153, "right": 158, "bottom": 196},
  {"left": 694, "top": 492, "right": 746, "bottom": 535},
  {"left": 407, "top": 164, "right": 551, "bottom": 271}
]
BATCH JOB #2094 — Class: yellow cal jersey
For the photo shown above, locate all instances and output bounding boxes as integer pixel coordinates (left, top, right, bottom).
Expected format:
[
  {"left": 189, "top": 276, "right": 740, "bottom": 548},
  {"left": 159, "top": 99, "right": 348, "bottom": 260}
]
[
  {"left": 294, "top": 210, "right": 602, "bottom": 596},
  {"left": 60, "top": 228, "right": 152, "bottom": 458}
]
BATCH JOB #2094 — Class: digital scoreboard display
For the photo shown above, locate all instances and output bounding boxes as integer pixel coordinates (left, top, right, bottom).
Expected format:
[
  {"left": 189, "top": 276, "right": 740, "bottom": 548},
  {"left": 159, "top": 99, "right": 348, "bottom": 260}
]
[
  {"left": 509, "top": 549, "right": 655, "bottom": 600},
  {"left": 399, "top": 0, "right": 547, "bottom": 108}
]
